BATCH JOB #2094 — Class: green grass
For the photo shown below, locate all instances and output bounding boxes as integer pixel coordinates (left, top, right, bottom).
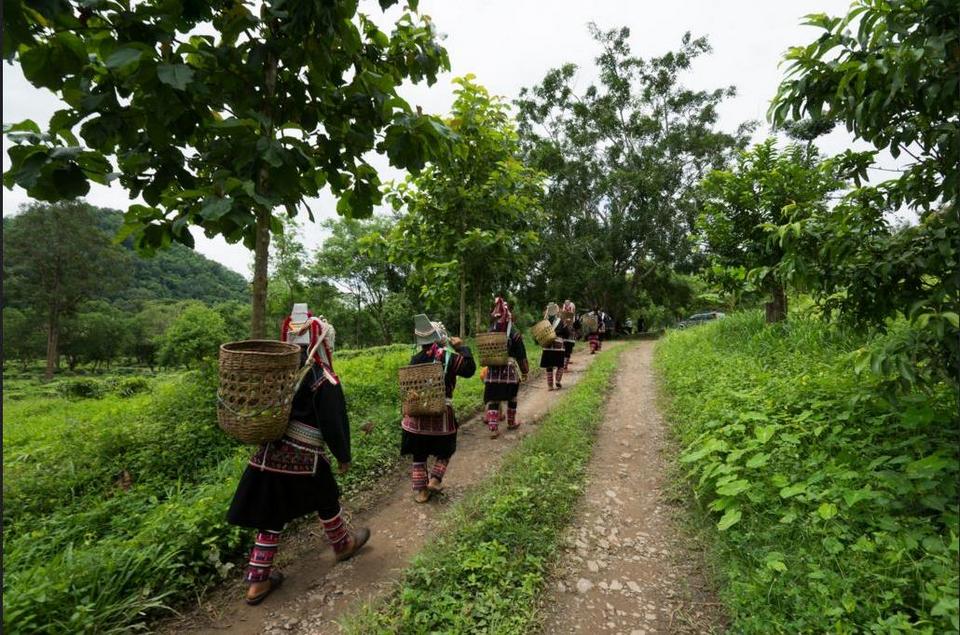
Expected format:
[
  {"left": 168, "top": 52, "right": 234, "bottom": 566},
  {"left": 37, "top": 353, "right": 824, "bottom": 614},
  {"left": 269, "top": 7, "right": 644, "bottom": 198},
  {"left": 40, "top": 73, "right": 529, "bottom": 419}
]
[
  {"left": 655, "top": 312, "right": 959, "bottom": 634},
  {"left": 2, "top": 337, "right": 543, "bottom": 634},
  {"left": 344, "top": 343, "right": 623, "bottom": 634}
]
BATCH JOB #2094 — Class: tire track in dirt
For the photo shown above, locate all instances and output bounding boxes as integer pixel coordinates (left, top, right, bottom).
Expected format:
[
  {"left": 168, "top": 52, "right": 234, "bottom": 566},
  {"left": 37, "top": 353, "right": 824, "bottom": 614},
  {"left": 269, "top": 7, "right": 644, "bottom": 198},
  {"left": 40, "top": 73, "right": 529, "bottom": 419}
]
[
  {"left": 537, "top": 341, "right": 724, "bottom": 634},
  {"left": 165, "top": 350, "right": 598, "bottom": 635}
]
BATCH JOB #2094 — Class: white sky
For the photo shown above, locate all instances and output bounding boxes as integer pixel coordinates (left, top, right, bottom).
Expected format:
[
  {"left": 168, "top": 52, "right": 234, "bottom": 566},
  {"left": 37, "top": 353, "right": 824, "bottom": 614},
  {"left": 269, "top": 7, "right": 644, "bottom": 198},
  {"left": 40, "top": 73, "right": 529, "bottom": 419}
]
[{"left": 3, "top": 0, "right": 897, "bottom": 278}]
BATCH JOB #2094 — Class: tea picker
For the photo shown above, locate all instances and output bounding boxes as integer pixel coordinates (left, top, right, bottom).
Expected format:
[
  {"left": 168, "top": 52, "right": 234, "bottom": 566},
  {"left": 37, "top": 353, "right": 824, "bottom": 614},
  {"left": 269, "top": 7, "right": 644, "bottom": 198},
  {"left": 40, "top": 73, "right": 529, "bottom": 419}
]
[
  {"left": 219, "top": 303, "right": 370, "bottom": 606},
  {"left": 535, "top": 302, "right": 566, "bottom": 390},
  {"left": 398, "top": 314, "right": 476, "bottom": 503},
  {"left": 481, "top": 296, "right": 529, "bottom": 438}
]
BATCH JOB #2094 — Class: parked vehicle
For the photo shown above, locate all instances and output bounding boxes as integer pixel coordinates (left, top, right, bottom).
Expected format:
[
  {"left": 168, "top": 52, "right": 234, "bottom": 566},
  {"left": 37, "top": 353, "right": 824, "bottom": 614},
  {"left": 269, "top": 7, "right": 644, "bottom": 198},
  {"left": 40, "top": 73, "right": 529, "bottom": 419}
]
[{"left": 676, "top": 311, "right": 726, "bottom": 329}]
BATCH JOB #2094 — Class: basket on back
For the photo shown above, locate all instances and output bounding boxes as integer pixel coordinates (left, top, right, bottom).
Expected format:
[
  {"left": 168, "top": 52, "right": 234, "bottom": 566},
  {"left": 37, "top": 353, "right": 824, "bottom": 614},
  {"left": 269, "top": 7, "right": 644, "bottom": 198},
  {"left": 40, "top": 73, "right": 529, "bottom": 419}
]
[
  {"left": 561, "top": 310, "right": 575, "bottom": 320},
  {"left": 476, "top": 331, "right": 509, "bottom": 366},
  {"left": 218, "top": 340, "right": 301, "bottom": 444},
  {"left": 581, "top": 314, "right": 598, "bottom": 334},
  {"left": 531, "top": 320, "right": 557, "bottom": 347},
  {"left": 399, "top": 362, "right": 446, "bottom": 416}
]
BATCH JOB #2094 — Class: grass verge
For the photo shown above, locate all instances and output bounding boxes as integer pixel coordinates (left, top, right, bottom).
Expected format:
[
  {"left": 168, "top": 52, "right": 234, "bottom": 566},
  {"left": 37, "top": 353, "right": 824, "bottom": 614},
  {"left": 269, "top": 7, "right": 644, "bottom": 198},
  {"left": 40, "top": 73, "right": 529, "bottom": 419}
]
[
  {"left": 655, "top": 312, "right": 958, "bottom": 633},
  {"left": 343, "top": 343, "right": 624, "bottom": 634}
]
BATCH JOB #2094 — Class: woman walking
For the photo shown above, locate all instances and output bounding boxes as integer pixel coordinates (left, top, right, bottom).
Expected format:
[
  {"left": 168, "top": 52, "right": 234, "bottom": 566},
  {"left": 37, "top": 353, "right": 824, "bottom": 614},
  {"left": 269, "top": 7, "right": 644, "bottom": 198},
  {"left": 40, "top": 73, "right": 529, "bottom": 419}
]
[
  {"left": 539, "top": 302, "right": 566, "bottom": 390},
  {"left": 401, "top": 314, "right": 476, "bottom": 503},
  {"left": 483, "top": 297, "right": 529, "bottom": 438},
  {"left": 226, "top": 304, "right": 370, "bottom": 605}
]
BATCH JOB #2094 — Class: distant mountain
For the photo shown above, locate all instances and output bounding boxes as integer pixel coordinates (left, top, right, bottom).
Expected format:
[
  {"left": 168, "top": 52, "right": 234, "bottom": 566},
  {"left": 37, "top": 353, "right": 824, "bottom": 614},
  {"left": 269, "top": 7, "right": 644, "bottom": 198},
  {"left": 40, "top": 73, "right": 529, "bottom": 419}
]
[
  {"left": 2, "top": 205, "right": 249, "bottom": 308},
  {"left": 95, "top": 209, "right": 250, "bottom": 306}
]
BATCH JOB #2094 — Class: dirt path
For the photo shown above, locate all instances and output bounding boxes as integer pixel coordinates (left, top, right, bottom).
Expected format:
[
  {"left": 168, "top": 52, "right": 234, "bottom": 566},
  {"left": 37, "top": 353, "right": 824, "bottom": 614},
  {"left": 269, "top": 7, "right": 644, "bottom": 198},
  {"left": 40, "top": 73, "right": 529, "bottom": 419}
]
[
  {"left": 167, "top": 351, "right": 597, "bottom": 635},
  {"left": 538, "top": 341, "right": 724, "bottom": 634}
]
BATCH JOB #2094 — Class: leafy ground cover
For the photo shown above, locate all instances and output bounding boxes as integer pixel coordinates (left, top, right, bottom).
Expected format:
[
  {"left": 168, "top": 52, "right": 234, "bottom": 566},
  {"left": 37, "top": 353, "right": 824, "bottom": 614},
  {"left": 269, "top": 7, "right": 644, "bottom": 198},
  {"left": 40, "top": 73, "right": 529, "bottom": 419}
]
[
  {"left": 345, "top": 344, "right": 622, "bottom": 633},
  {"left": 655, "top": 312, "right": 959, "bottom": 633},
  {"left": 2, "top": 338, "right": 541, "bottom": 634}
]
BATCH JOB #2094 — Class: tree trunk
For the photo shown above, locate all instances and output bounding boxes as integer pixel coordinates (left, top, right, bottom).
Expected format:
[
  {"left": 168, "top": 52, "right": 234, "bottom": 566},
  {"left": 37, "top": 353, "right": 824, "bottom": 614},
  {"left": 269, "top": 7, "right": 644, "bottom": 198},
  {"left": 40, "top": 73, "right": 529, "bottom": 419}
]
[
  {"left": 251, "top": 208, "right": 271, "bottom": 338},
  {"left": 765, "top": 284, "right": 788, "bottom": 323},
  {"left": 475, "top": 285, "right": 482, "bottom": 335},
  {"left": 44, "top": 308, "right": 59, "bottom": 380},
  {"left": 459, "top": 265, "right": 466, "bottom": 339},
  {"left": 251, "top": 42, "right": 279, "bottom": 339}
]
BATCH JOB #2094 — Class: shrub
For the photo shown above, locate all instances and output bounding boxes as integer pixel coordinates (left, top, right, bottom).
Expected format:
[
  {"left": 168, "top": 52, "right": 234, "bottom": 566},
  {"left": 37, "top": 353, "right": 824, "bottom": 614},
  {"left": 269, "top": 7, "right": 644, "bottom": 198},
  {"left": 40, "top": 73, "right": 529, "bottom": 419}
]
[
  {"left": 656, "top": 312, "right": 959, "bottom": 633},
  {"left": 60, "top": 378, "right": 107, "bottom": 399},
  {"left": 113, "top": 376, "right": 151, "bottom": 397}
]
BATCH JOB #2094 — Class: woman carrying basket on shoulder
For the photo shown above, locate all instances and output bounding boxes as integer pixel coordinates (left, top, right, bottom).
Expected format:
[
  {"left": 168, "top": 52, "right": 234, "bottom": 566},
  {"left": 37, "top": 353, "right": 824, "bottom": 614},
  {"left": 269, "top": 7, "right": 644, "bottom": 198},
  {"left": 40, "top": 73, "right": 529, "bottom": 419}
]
[
  {"left": 538, "top": 302, "right": 566, "bottom": 391},
  {"left": 226, "top": 304, "right": 370, "bottom": 606},
  {"left": 402, "top": 314, "right": 476, "bottom": 503},
  {"left": 483, "top": 297, "right": 529, "bottom": 438}
]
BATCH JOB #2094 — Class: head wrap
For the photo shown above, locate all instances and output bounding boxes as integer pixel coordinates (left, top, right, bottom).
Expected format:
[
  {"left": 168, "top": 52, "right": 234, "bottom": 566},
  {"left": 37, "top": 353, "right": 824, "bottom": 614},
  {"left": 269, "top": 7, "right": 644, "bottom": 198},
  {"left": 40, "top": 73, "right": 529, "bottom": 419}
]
[
  {"left": 281, "top": 304, "right": 335, "bottom": 369},
  {"left": 414, "top": 314, "right": 445, "bottom": 346},
  {"left": 490, "top": 296, "right": 512, "bottom": 331}
]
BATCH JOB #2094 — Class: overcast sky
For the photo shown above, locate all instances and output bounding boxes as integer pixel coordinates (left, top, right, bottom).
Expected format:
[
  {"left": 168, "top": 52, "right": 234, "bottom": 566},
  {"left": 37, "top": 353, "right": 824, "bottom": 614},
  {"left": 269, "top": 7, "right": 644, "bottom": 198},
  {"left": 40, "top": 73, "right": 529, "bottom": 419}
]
[{"left": 3, "top": 0, "right": 890, "bottom": 278}]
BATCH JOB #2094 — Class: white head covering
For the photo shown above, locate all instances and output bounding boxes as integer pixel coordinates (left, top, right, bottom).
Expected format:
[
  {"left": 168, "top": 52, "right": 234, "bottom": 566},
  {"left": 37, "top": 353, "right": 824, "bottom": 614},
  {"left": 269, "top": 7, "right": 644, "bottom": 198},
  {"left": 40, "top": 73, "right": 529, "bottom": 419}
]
[{"left": 414, "top": 313, "right": 444, "bottom": 346}]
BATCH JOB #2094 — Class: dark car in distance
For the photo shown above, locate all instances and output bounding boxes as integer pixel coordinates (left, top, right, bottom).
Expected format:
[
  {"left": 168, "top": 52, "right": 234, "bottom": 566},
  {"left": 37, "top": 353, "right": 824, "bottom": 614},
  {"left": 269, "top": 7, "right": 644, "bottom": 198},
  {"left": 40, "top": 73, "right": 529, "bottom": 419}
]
[{"left": 676, "top": 311, "right": 726, "bottom": 329}]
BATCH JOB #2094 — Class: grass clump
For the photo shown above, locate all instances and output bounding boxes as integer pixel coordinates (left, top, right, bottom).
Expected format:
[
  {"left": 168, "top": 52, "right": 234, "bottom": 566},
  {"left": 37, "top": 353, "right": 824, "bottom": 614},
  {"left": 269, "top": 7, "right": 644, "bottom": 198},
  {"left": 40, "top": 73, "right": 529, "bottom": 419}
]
[
  {"left": 345, "top": 344, "right": 622, "bottom": 634},
  {"left": 655, "top": 311, "right": 959, "bottom": 634}
]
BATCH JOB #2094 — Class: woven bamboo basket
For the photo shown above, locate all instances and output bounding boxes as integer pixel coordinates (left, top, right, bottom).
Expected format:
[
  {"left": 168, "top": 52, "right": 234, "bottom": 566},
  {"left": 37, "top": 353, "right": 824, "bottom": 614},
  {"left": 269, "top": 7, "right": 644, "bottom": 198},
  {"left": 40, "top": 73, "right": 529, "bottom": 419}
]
[
  {"left": 531, "top": 320, "right": 557, "bottom": 347},
  {"left": 476, "top": 331, "right": 509, "bottom": 366},
  {"left": 218, "top": 340, "right": 302, "bottom": 444},
  {"left": 398, "top": 362, "right": 446, "bottom": 416},
  {"left": 581, "top": 314, "right": 598, "bottom": 334},
  {"left": 561, "top": 310, "right": 575, "bottom": 320}
]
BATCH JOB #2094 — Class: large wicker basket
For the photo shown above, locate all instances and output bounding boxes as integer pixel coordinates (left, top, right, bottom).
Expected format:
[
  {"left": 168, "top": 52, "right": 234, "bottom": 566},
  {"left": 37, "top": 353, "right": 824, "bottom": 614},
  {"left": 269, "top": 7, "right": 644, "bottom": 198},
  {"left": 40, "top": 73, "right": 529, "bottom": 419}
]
[
  {"left": 399, "top": 362, "right": 446, "bottom": 416},
  {"left": 476, "top": 331, "right": 509, "bottom": 366},
  {"left": 531, "top": 320, "right": 557, "bottom": 347},
  {"left": 218, "top": 340, "right": 302, "bottom": 444},
  {"left": 581, "top": 314, "right": 598, "bottom": 334}
]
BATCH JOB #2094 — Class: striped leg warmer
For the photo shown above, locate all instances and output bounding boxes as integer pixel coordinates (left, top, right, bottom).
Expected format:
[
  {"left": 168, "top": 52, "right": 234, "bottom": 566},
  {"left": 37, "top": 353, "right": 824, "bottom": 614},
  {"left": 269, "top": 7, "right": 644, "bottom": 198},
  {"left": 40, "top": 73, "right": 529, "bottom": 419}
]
[
  {"left": 546, "top": 368, "right": 554, "bottom": 389},
  {"left": 555, "top": 367, "right": 564, "bottom": 385},
  {"left": 485, "top": 405, "right": 500, "bottom": 432},
  {"left": 320, "top": 512, "right": 352, "bottom": 554},
  {"left": 244, "top": 529, "right": 281, "bottom": 583},
  {"left": 411, "top": 461, "right": 428, "bottom": 491},
  {"left": 430, "top": 458, "right": 449, "bottom": 482},
  {"left": 507, "top": 402, "right": 519, "bottom": 429}
]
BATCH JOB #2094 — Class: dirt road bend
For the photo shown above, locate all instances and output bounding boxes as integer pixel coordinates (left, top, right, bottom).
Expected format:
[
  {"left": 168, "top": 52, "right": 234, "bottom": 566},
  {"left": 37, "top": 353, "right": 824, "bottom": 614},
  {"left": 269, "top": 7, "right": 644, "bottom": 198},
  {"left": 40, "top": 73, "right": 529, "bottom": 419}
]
[
  {"left": 538, "top": 340, "right": 723, "bottom": 634},
  {"left": 166, "top": 352, "right": 597, "bottom": 635}
]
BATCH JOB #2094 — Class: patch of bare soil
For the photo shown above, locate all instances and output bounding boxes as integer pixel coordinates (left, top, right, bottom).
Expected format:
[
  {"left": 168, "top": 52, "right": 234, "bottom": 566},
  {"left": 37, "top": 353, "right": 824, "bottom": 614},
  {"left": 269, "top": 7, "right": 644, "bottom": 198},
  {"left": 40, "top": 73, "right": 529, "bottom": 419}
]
[
  {"left": 537, "top": 341, "right": 724, "bottom": 634},
  {"left": 163, "top": 352, "right": 598, "bottom": 635}
]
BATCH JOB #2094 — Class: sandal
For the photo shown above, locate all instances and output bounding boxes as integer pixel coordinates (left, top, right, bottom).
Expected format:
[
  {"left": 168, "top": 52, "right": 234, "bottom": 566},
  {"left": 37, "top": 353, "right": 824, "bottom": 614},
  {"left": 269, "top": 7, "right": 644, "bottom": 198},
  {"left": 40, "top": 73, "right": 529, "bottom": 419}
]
[{"left": 245, "top": 571, "right": 284, "bottom": 606}]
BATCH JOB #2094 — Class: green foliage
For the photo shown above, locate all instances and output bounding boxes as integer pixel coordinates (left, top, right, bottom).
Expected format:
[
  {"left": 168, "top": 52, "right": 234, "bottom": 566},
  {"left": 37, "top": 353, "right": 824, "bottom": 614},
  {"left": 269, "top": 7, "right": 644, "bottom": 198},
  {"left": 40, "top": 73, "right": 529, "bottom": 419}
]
[
  {"left": 387, "top": 75, "right": 546, "bottom": 336},
  {"left": 157, "top": 304, "right": 228, "bottom": 367},
  {"left": 697, "top": 140, "right": 844, "bottom": 300},
  {"left": 656, "top": 312, "right": 958, "bottom": 633},
  {"left": 768, "top": 0, "right": 959, "bottom": 385},
  {"left": 3, "top": 201, "right": 130, "bottom": 376},
  {"left": 516, "top": 25, "right": 752, "bottom": 319},
  {"left": 2, "top": 307, "right": 45, "bottom": 369},
  {"left": 1, "top": 337, "right": 539, "bottom": 633},
  {"left": 770, "top": 0, "right": 958, "bottom": 208},
  {"left": 3, "top": 0, "right": 455, "bottom": 337},
  {"left": 346, "top": 346, "right": 622, "bottom": 634}
]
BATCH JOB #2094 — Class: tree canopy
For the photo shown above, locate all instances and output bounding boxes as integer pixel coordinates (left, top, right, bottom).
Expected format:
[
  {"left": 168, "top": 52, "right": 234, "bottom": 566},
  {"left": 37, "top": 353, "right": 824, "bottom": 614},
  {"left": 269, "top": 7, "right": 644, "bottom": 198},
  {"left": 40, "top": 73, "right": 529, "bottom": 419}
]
[{"left": 4, "top": 0, "right": 454, "bottom": 337}]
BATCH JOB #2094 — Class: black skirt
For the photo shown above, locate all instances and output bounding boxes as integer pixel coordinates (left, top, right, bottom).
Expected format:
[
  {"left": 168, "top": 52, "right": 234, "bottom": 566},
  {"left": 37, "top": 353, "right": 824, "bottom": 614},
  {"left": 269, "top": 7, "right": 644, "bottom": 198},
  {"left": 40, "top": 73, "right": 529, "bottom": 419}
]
[
  {"left": 563, "top": 341, "right": 575, "bottom": 357},
  {"left": 400, "top": 430, "right": 457, "bottom": 459},
  {"left": 540, "top": 348, "right": 565, "bottom": 368},
  {"left": 484, "top": 382, "right": 520, "bottom": 403},
  {"left": 226, "top": 462, "right": 341, "bottom": 531}
]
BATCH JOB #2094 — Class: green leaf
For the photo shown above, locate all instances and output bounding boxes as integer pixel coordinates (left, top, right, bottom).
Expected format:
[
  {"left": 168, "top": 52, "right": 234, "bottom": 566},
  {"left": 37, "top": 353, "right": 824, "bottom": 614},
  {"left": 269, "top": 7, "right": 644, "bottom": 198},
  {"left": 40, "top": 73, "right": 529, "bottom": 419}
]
[
  {"left": 817, "top": 502, "right": 838, "bottom": 520},
  {"left": 716, "top": 508, "right": 741, "bottom": 531},
  {"left": 716, "top": 479, "right": 751, "bottom": 497},
  {"left": 105, "top": 47, "right": 143, "bottom": 70},
  {"left": 200, "top": 197, "right": 233, "bottom": 220},
  {"left": 746, "top": 452, "right": 770, "bottom": 468},
  {"left": 157, "top": 64, "right": 195, "bottom": 91},
  {"left": 779, "top": 483, "right": 806, "bottom": 498}
]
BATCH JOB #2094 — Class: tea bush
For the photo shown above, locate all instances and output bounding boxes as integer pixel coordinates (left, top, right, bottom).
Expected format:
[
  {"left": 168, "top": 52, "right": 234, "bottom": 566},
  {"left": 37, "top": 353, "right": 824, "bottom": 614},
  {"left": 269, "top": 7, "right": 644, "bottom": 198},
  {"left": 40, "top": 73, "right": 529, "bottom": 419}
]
[{"left": 656, "top": 312, "right": 959, "bottom": 633}]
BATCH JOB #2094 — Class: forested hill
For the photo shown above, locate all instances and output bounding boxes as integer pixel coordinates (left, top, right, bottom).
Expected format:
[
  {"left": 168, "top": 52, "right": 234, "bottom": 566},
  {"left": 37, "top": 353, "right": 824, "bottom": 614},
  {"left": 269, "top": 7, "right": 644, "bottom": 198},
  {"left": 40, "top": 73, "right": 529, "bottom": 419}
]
[
  {"left": 2, "top": 207, "right": 249, "bottom": 307},
  {"left": 95, "top": 209, "right": 250, "bottom": 306}
]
